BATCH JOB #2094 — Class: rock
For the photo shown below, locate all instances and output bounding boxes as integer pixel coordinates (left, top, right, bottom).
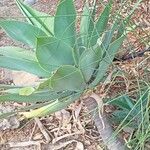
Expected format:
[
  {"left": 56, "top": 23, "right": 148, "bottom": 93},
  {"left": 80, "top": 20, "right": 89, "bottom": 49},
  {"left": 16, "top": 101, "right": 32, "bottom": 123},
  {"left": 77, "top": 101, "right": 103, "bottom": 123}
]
[
  {"left": 12, "top": 71, "right": 39, "bottom": 86},
  {"left": 24, "top": 0, "right": 38, "bottom": 5},
  {"left": 0, "top": 104, "right": 20, "bottom": 130}
]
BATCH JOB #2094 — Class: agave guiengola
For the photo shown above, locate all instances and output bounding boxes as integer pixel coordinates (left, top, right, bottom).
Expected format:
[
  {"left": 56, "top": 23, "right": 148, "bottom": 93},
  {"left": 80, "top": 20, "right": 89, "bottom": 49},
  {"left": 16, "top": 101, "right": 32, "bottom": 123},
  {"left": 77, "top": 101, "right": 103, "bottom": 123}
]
[{"left": 0, "top": 0, "right": 127, "bottom": 118}]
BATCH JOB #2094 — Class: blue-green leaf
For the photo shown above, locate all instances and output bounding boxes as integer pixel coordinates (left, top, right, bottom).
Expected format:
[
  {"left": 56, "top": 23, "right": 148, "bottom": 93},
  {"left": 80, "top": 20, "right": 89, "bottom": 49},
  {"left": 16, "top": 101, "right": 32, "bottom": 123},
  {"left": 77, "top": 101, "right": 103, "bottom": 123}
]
[
  {"left": 20, "top": 92, "right": 81, "bottom": 118},
  {"left": 0, "top": 20, "right": 46, "bottom": 48},
  {"left": 0, "top": 90, "right": 73, "bottom": 103},
  {"left": 51, "top": 65, "right": 86, "bottom": 91},
  {"left": 90, "top": 35, "right": 126, "bottom": 87},
  {"left": 36, "top": 37, "right": 74, "bottom": 73},
  {"left": 0, "top": 46, "right": 36, "bottom": 61},
  {"left": 79, "top": 46, "right": 103, "bottom": 82},
  {"left": 80, "top": 2, "right": 91, "bottom": 47},
  {"left": 0, "top": 56, "right": 49, "bottom": 77},
  {"left": 89, "top": 1, "right": 112, "bottom": 47},
  {"left": 54, "top": 0, "right": 76, "bottom": 48},
  {"left": 16, "top": 0, "right": 54, "bottom": 35}
]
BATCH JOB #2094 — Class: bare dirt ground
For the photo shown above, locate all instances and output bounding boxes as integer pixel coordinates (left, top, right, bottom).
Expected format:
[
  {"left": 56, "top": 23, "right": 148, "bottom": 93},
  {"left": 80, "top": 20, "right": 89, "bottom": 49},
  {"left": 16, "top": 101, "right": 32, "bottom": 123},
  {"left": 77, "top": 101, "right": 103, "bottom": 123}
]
[{"left": 0, "top": 0, "right": 150, "bottom": 150}]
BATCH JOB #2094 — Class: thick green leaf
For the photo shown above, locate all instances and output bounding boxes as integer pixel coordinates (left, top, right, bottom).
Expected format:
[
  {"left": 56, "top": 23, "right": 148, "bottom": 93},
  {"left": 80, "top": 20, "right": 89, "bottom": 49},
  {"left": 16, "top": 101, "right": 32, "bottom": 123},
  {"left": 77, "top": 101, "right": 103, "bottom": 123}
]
[
  {"left": 51, "top": 65, "right": 86, "bottom": 91},
  {"left": 16, "top": 0, "right": 54, "bottom": 35},
  {"left": 0, "top": 90, "right": 73, "bottom": 103},
  {"left": 0, "top": 20, "right": 46, "bottom": 48},
  {"left": 0, "top": 55, "right": 49, "bottom": 77},
  {"left": 101, "top": 19, "right": 119, "bottom": 50},
  {"left": 79, "top": 46, "right": 103, "bottom": 82},
  {"left": 90, "top": 35, "right": 126, "bottom": 87},
  {"left": 80, "top": 2, "right": 91, "bottom": 47},
  {"left": 3, "top": 88, "right": 20, "bottom": 94},
  {"left": 36, "top": 37, "right": 74, "bottom": 73},
  {"left": 37, "top": 79, "right": 51, "bottom": 90},
  {"left": 0, "top": 46, "right": 36, "bottom": 61},
  {"left": 19, "top": 87, "right": 35, "bottom": 96},
  {"left": 108, "top": 95, "right": 134, "bottom": 110},
  {"left": 0, "top": 46, "right": 49, "bottom": 77},
  {"left": 0, "top": 84, "right": 21, "bottom": 89},
  {"left": 54, "top": 0, "right": 76, "bottom": 48},
  {"left": 20, "top": 92, "right": 81, "bottom": 118},
  {"left": 89, "top": 1, "right": 112, "bottom": 47},
  {"left": 0, "top": 102, "right": 50, "bottom": 120},
  {"left": 80, "top": 1, "right": 98, "bottom": 48}
]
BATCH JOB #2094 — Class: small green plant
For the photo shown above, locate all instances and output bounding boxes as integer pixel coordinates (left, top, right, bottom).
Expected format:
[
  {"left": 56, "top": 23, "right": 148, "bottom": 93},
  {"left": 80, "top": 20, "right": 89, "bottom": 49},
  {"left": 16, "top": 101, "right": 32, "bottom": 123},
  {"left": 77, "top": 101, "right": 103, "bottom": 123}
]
[{"left": 108, "top": 85, "right": 150, "bottom": 150}]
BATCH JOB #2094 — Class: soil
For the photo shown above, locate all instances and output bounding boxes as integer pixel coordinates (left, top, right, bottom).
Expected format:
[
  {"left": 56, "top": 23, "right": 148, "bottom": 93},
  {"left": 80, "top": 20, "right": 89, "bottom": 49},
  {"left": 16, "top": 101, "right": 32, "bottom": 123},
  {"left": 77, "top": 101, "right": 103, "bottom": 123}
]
[{"left": 0, "top": 0, "right": 150, "bottom": 150}]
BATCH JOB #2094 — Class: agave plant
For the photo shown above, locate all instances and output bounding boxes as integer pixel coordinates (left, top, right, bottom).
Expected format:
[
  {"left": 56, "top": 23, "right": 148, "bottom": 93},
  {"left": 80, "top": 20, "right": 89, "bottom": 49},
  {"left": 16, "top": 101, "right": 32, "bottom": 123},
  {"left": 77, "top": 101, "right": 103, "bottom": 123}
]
[
  {"left": 0, "top": 0, "right": 128, "bottom": 125},
  {"left": 0, "top": 0, "right": 130, "bottom": 148}
]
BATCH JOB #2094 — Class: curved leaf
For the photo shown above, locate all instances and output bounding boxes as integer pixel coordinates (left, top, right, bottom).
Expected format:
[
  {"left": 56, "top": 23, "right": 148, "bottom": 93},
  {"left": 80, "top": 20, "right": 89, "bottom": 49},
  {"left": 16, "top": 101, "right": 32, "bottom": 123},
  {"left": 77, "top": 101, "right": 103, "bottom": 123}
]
[
  {"left": 0, "top": 46, "right": 36, "bottom": 61},
  {"left": 0, "top": 20, "right": 46, "bottom": 48},
  {"left": 0, "top": 46, "right": 49, "bottom": 77},
  {"left": 80, "top": 2, "right": 91, "bottom": 47},
  {"left": 90, "top": 35, "right": 126, "bottom": 87},
  {"left": 89, "top": 1, "right": 112, "bottom": 47},
  {"left": 51, "top": 65, "right": 86, "bottom": 91},
  {"left": 0, "top": 90, "right": 73, "bottom": 103},
  {"left": 0, "top": 56, "right": 49, "bottom": 77},
  {"left": 101, "top": 19, "right": 119, "bottom": 50},
  {"left": 20, "top": 92, "right": 81, "bottom": 118},
  {"left": 19, "top": 87, "right": 35, "bottom": 96},
  {"left": 54, "top": 0, "right": 76, "bottom": 47},
  {"left": 79, "top": 46, "right": 103, "bottom": 82},
  {"left": 37, "top": 79, "right": 51, "bottom": 90},
  {"left": 16, "top": 0, "right": 54, "bottom": 35},
  {"left": 36, "top": 37, "right": 74, "bottom": 73}
]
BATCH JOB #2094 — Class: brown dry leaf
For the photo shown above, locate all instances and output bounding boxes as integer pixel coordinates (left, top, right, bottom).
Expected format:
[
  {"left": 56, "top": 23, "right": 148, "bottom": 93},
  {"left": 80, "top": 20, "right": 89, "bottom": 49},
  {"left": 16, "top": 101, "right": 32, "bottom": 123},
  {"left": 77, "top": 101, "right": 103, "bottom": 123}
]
[
  {"left": 52, "top": 132, "right": 81, "bottom": 144},
  {"left": 75, "top": 141, "right": 84, "bottom": 150},
  {"left": 48, "top": 140, "right": 74, "bottom": 150},
  {"left": 33, "top": 133, "right": 43, "bottom": 140},
  {"left": 12, "top": 71, "right": 39, "bottom": 86},
  {"left": 61, "top": 109, "right": 71, "bottom": 126},
  {"left": 96, "top": 145, "right": 104, "bottom": 150},
  {"left": 72, "top": 102, "right": 85, "bottom": 133},
  {"left": 55, "top": 109, "right": 71, "bottom": 127},
  {"left": 49, "top": 140, "right": 84, "bottom": 150},
  {"left": 74, "top": 102, "right": 82, "bottom": 120}
]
